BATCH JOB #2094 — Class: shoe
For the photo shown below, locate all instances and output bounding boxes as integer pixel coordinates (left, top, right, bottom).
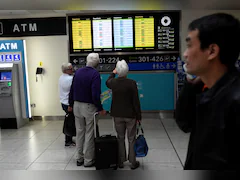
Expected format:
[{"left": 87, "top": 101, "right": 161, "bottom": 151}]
[
  {"left": 118, "top": 163, "right": 124, "bottom": 168},
  {"left": 76, "top": 160, "right": 84, "bottom": 166},
  {"left": 65, "top": 142, "right": 72, "bottom": 146},
  {"left": 71, "top": 142, "right": 76, "bottom": 146},
  {"left": 130, "top": 161, "right": 140, "bottom": 170},
  {"left": 84, "top": 162, "right": 95, "bottom": 167}
]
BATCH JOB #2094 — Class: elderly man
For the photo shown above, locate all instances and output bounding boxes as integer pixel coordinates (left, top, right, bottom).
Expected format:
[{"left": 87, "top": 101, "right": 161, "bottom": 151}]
[
  {"left": 58, "top": 63, "right": 75, "bottom": 147},
  {"left": 69, "top": 53, "right": 106, "bottom": 167}
]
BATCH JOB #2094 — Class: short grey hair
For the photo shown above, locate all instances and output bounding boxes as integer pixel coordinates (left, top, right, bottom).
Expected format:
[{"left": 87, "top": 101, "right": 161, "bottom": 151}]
[
  {"left": 61, "top": 63, "right": 72, "bottom": 73},
  {"left": 86, "top": 53, "right": 100, "bottom": 68},
  {"left": 116, "top": 60, "right": 129, "bottom": 77}
]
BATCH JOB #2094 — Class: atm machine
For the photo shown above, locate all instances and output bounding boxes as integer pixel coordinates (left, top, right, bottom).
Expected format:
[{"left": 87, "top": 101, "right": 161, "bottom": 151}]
[{"left": 0, "top": 63, "right": 29, "bottom": 129}]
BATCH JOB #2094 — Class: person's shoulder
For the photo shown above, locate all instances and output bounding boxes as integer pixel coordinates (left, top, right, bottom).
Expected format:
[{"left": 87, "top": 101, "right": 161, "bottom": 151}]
[
  {"left": 228, "top": 74, "right": 240, "bottom": 100},
  {"left": 128, "top": 78, "right": 136, "bottom": 84}
]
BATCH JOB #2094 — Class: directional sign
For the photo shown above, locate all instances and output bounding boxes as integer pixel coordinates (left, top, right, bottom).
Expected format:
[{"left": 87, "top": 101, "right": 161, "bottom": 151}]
[
  {"left": 13, "top": 54, "right": 21, "bottom": 61},
  {"left": 166, "top": 63, "right": 170, "bottom": 69},
  {"left": 73, "top": 66, "right": 78, "bottom": 71},
  {"left": 128, "top": 62, "right": 176, "bottom": 71},
  {"left": 159, "top": 64, "right": 165, "bottom": 69},
  {"left": 5, "top": 54, "right": 13, "bottom": 62},
  {"left": 171, "top": 56, "right": 176, "bottom": 61},
  {"left": 79, "top": 58, "right": 85, "bottom": 64},
  {"left": 73, "top": 59, "right": 78, "bottom": 64},
  {"left": 0, "top": 54, "right": 4, "bottom": 62},
  {"left": 171, "top": 63, "right": 176, "bottom": 69}
]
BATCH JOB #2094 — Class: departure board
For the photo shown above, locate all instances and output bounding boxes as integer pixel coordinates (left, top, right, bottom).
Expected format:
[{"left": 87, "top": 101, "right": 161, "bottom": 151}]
[
  {"left": 71, "top": 18, "right": 92, "bottom": 52},
  {"left": 93, "top": 17, "right": 113, "bottom": 50},
  {"left": 68, "top": 11, "right": 180, "bottom": 53},
  {"left": 135, "top": 16, "right": 155, "bottom": 49},
  {"left": 113, "top": 17, "right": 133, "bottom": 50},
  {"left": 156, "top": 14, "right": 180, "bottom": 51}
]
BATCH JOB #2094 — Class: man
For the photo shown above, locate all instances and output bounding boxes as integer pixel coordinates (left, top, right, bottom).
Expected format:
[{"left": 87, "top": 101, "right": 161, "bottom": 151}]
[
  {"left": 175, "top": 13, "right": 240, "bottom": 170},
  {"left": 69, "top": 53, "right": 106, "bottom": 167},
  {"left": 58, "top": 63, "right": 75, "bottom": 146}
]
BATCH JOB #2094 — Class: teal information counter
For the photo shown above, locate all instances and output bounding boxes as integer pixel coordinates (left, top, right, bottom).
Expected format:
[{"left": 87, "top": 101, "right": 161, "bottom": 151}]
[{"left": 100, "top": 71, "right": 175, "bottom": 111}]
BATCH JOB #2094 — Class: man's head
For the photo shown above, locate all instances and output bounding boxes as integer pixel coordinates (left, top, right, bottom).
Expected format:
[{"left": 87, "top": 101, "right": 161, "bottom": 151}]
[
  {"left": 116, "top": 60, "right": 129, "bottom": 77},
  {"left": 86, "top": 53, "right": 100, "bottom": 68},
  {"left": 62, "top": 63, "right": 73, "bottom": 75},
  {"left": 184, "top": 13, "right": 240, "bottom": 76}
]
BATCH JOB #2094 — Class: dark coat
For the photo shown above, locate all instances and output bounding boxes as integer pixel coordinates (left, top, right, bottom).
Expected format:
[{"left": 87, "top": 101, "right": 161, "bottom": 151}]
[
  {"left": 176, "top": 71, "right": 240, "bottom": 170},
  {"left": 106, "top": 73, "right": 141, "bottom": 120}
]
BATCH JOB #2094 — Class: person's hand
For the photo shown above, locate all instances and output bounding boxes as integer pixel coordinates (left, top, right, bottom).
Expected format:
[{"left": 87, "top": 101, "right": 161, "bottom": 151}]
[
  {"left": 186, "top": 76, "right": 202, "bottom": 85},
  {"left": 99, "top": 110, "right": 107, "bottom": 115},
  {"left": 113, "top": 68, "right": 117, "bottom": 74},
  {"left": 68, "top": 106, "right": 73, "bottom": 112}
]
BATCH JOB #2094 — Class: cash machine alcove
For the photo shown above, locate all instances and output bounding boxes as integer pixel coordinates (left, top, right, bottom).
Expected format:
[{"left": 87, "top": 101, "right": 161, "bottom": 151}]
[{"left": 0, "top": 63, "right": 29, "bottom": 129}]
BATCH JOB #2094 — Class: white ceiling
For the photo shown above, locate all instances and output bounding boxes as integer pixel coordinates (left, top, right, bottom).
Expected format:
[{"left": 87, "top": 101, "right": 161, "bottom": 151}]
[{"left": 0, "top": 10, "right": 82, "bottom": 16}]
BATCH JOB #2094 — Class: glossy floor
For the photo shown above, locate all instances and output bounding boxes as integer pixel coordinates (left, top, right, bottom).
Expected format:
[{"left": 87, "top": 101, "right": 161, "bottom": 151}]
[{"left": 0, "top": 115, "right": 189, "bottom": 170}]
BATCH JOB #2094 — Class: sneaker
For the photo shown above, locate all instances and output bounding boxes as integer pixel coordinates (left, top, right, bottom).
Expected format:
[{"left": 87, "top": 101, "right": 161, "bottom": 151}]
[{"left": 130, "top": 161, "right": 140, "bottom": 170}]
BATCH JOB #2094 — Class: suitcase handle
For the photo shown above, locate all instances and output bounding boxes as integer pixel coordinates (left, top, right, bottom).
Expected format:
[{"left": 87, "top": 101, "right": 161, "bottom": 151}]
[{"left": 94, "top": 111, "right": 111, "bottom": 138}]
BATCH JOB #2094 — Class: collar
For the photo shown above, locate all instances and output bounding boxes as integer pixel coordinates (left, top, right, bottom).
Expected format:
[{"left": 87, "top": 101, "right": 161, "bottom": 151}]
[{"left": 198, "top": 71, "right": 239, "bottom": 104}]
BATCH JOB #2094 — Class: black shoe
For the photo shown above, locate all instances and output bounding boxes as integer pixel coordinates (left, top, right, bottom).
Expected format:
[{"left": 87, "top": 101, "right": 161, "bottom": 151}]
[
  {"left": 77, "top": 160, "right": 84, "bottom": 166},
  {"left": 65, "top": 142, "right": 72, "bottom": 146},
  {"left": 130, "top": 161, "right": 140, "bottom": 170},
  {"left": 118, "top": 163, "right": 124, "bottom": 168}
]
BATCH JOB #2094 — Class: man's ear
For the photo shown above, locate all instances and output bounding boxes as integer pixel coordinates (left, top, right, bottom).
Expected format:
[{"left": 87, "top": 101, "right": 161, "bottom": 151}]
[{"left": 208, "top": 44, "right": 220, "bottom": 61}]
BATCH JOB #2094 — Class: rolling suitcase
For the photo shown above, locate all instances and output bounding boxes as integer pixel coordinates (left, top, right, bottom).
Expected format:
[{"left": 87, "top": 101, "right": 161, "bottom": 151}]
[{"left": 94, "top": 112, "right": 118, "bottom": 170}]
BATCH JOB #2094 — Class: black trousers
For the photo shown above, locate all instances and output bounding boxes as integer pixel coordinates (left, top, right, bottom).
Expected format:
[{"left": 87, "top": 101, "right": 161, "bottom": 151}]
[{"left": 62, "top": 103, "right": 73, "bottom": 143}]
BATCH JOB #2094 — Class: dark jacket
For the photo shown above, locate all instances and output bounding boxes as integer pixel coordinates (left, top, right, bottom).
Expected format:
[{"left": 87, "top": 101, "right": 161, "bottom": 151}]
[
  {"left": 106, "top": 73, "right": 141, "bottom": 120},
  {"left": 69, "top": 66, "right": 103, "bottom": 111},
  {"left": 176, "top": 71, "right": 240, "bottom": 170}
]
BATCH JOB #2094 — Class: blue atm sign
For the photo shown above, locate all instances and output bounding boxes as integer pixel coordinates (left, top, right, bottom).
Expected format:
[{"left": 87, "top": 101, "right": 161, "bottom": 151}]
[
  {"left": 5, "top": 54, "right": 13, "bottom": 62},
  {"left": 0, "top": 53, "right": 21, "bottom": 62},
  {"left": 0, "top": 54, "right": 4, "bottom": 62},
  {"left": 13, "top": 54, "right": 20, "bottom": 61}
]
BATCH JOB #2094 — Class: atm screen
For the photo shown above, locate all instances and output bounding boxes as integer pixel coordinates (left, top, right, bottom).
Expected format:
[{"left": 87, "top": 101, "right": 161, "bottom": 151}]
[{"left": 0, "top": 71, "right": 12, "bottom": 81}]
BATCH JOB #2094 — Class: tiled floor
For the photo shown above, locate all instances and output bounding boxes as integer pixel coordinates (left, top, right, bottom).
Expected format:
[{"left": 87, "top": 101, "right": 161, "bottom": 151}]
[{"left": 0, "top": 114, "right": 190, "bottom": 170}]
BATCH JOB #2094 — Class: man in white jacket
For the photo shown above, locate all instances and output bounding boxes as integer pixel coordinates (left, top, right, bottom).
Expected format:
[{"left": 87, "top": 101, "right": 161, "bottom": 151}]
[{"left": 59, "top": 63, "right": 75, "bottom": 146}]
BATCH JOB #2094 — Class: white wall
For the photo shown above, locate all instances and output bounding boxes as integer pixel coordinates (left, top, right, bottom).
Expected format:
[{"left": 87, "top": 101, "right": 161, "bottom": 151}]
[
  {"left": 0, "top": 35, "right": 69, "bottom": 116},
  {"left": 180, "top": 10, "right": 240, "bottom": 60},
  {"left": 1, "top": 10, "right": 240, "bottom": 117},
  {"left": 25, "top": 36, "right": 69, "bottom": 116}
]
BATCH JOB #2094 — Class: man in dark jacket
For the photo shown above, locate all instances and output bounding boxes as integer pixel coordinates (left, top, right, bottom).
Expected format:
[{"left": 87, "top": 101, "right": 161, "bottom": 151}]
[
  {"left": 176, "top": 13, "right": 240, "bottom": 170},
  {"left": 69, "top": 53, "right": 106, "bottom": 167}
]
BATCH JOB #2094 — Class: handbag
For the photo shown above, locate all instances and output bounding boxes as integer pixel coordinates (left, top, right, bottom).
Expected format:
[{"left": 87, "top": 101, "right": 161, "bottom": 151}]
[
  {"left": 63, "top": 112, "right": 76, "bottom": 137},
  {"left": 134, "top": 122, "right": 148, "bottom": 157}
]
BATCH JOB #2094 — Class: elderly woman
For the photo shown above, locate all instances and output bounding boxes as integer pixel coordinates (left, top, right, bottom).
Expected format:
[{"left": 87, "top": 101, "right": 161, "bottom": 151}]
[{"left": 106, "top": 60, "right": 141, "bottom": 170}]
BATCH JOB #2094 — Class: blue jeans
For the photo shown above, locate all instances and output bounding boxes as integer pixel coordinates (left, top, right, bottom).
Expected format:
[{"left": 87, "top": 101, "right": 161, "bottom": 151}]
[{"left": 62, "top": 103, "right": 73, "bottom": 144}]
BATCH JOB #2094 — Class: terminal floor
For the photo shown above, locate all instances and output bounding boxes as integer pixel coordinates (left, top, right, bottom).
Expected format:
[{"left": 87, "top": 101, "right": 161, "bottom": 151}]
[{"left": 0, "top": 114, "right": 189, "bottom": 170}]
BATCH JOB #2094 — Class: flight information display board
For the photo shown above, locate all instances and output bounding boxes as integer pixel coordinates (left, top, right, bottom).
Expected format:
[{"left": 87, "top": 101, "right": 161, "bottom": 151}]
[
  {"left": 93, "top": 17, "right": 113, "bottom": 51},
  {"left": 68, "top": 11, "right": 180, "bottom": 53},
  {"left": 113, "top": 16, "right": 133, "bottom": 50},
  {"left": 71, "top": 17, "right": 92, "bottom": 53},
  {"left": 135, "top": 16, "right": 155, "bottom": 50}
]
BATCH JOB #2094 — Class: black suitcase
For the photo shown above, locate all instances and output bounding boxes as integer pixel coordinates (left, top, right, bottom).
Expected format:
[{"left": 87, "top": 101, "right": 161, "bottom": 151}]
[{"left": 94, "top": 112, "right": 118, "bottom": 170}]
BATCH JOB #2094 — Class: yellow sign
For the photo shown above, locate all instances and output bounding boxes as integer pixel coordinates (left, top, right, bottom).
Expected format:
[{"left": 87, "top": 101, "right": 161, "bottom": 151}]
[
  {"left": 39, "top": 62, "right": 43, "bottom": 67},
  {"left": 135, "top": 16, "right": 155, "bottom": 48},
  {"left": 72, "top": 18, "right": 92, "bottom": 50}
]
